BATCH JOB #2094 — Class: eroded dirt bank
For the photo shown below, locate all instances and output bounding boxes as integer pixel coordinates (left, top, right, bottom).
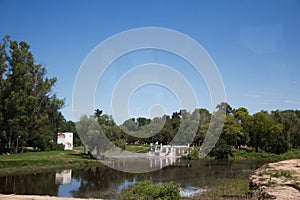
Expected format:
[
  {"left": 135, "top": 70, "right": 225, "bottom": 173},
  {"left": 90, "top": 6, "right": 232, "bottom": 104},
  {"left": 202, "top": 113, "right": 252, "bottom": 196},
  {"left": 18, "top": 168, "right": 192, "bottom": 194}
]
[{"left": 249, "top": 159, "right": 300, "bottom": 200}]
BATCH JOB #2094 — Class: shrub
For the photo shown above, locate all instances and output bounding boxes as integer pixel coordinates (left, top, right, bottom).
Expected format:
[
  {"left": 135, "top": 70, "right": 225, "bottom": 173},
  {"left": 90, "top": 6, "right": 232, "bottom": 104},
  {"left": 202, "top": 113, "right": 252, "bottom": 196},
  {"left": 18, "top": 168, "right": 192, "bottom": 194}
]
[
  {"left": 209, "top": 139, "right": 232, "bottom": 160},
  {"left": 118, "top": 180, "right": 180, "bottom": 200},
  {"left": 48, "top": 142, "right": 65, "bottom": 151}
]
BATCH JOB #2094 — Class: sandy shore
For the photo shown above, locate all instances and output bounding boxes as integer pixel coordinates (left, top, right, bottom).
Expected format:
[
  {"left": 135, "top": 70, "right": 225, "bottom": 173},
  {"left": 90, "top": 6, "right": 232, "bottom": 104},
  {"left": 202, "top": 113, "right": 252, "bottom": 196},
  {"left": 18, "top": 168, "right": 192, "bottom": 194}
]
[
  {"left": 0, "top": 194, "right": 102, "bottom": 200},
  {"left": 250, "top": 159, "right": 300, "bottom": 200}
]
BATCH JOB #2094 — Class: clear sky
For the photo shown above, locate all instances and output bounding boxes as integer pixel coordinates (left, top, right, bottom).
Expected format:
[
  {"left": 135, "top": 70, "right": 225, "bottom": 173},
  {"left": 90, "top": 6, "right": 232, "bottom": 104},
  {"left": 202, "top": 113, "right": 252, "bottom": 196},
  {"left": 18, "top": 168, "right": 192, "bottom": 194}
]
[{"left": 1, "top": 0, "right": 300, "bottom": 122}]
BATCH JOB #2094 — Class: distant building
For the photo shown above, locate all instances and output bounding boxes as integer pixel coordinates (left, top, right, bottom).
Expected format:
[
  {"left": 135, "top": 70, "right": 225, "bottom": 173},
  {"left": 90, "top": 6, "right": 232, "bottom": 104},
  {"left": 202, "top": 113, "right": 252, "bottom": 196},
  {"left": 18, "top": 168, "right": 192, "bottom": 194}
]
[{"left": 57, "top": 132, "right": 73, "bottom": 150}]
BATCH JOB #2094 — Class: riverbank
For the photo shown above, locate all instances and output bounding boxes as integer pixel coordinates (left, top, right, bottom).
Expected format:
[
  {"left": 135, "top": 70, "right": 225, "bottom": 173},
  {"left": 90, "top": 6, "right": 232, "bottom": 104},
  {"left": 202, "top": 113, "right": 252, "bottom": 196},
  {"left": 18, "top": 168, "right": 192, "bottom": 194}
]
[
  {"left": 0, "top": 145, "right": 154, "bottom": 176},
  {"left": 2, "top": 155, "right": 299, "bottom": 199},
  {"left": 184, "top": 148, "right": 300, "bottom": 162},
  {"left": 0, "top": 149, "right": 102, "bottom": 176},
  {"left": 1, "top": 147, "right": 300, "bottom": 176},
  {"left": 249, "top": 159, "right": 300, "bottom": 199},
  {"left": 0, "top": 194, "right": 102, "bottom": 200},
  {"left": 230, "top": 148, "right": 300, "bottom": 161}
]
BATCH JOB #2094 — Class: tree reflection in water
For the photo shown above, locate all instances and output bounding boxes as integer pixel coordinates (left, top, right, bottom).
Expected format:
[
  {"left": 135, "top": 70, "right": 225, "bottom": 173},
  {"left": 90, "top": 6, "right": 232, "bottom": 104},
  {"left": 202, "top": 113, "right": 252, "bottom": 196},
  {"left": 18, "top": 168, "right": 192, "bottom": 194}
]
[
  {"left": 0, "top": 172, "right": 59, "bottom": 196},
  {"left": 0, "top": 160, "right": 265, "bottom": 199}
]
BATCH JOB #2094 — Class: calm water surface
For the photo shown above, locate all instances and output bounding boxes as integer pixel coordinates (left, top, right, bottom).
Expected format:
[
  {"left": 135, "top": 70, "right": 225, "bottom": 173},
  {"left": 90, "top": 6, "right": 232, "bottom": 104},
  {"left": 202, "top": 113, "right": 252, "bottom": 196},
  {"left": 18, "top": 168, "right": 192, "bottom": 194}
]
[{"left": 0, "top": 159, "right": 265, "bottom": 199}]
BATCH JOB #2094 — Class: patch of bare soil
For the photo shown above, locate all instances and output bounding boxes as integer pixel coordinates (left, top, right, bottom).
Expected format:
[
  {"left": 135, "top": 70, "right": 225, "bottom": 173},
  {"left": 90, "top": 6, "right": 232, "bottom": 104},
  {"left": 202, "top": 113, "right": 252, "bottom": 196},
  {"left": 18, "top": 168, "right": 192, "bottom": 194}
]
[{"left": 250, "top": 159, "right": 300, "bottom": 200}]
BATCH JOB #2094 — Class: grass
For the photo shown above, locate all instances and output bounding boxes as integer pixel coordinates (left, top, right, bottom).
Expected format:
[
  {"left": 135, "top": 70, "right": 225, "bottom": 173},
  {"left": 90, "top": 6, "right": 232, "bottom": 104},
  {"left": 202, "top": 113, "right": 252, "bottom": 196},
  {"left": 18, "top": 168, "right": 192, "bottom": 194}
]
[
  {"left": 0, "top": 148, "right": 102, "bottom": 176},
  {"left": 259, "top": 167, "right": 295, "bottom": 179},
  {"left": 125, "top": 144, "right": 149, "bottom": 153},
  {"left": 193, "top": 179, "right": 250, "bottom": 199},
  {"left": 0, "top": 144, "right": 150, "bottom": 176},
  {"left": 230, "top": 148, "right": 300, "bottom": 161},
  {"left": 272, "top": 169, "right": 293, "bottom": 178},
  {"left": 184, "top": 147, "right": 300, "bottom": 162}
]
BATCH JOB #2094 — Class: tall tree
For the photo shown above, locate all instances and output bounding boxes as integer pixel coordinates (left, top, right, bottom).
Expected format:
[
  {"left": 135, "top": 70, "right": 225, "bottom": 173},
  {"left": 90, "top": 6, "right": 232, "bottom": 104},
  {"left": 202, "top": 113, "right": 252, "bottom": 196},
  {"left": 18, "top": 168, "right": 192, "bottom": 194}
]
[
  {"left": 249, "top": 111, "right": 286, "bottom": 153},
  {"left": 271, "top": 110, "right": 299, "bottom": 148},
  {"left": 0, "top": 35, "right": 64, "bottom": 152},
  {"left": 222, "top": 115, "right": 245, "bottom": 147},
  {"left": 216, "top": 102, "right": 234, "bottom": 115},
  {"left": 0, "top": 35, "right": 9, "bottom": 150},
  {"left": 234, "top": 107, "right": 251, "bottom": 145}
]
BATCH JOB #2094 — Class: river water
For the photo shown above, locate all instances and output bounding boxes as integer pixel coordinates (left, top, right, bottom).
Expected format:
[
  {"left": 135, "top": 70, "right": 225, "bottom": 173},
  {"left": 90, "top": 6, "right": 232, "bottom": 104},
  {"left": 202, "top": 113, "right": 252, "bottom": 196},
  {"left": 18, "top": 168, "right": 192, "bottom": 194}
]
[{"left": 0, "top": 159, "right": 265, "bottom": 199}]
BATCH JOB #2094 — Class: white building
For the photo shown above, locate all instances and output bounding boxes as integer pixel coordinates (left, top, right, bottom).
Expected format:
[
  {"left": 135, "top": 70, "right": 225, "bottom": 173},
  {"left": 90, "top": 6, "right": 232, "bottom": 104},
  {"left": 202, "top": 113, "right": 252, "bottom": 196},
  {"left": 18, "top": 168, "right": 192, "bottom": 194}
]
[{"left": 57, "top": 132, "right": 73, "bottom": 150}]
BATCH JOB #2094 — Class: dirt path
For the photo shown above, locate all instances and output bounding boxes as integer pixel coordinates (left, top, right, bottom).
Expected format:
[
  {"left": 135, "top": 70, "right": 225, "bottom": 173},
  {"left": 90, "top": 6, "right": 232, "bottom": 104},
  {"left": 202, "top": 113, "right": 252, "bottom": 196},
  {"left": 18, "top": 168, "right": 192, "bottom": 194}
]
[
  {"left": 0, "top": 194, "right": 102, "bottom": 200},
  {"left": 250, "top": 159, "right": 300, "bottom": 200}
]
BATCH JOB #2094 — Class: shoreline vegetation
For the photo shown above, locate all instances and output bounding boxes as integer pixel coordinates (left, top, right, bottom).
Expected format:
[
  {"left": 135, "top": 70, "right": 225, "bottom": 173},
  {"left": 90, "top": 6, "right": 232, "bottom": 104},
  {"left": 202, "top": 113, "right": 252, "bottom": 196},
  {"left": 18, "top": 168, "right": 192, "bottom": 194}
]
[
  {"left": 0, "top": 147, "right": 300, "bottom": 199},
  {"left": 0, "top": 147, "right": 103, "bottom": 176},
  {"left": 1, "top": 146, "right": 300, "bottom": 176},
  {"left": 184, "top": 147, "right": 300, "bottom": 161}
]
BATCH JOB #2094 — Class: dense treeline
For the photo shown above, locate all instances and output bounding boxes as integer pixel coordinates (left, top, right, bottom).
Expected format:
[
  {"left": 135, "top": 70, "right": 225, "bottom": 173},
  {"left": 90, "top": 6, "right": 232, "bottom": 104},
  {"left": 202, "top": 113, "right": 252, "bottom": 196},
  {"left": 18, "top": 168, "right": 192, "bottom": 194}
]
[
  {"left": 79, "top": 103, "right": 300, "bottom": 159},
  {"left": 1, "top": 36, "right": 299, "bottom": 158},
  {"left": 0, "top": 36, "right": 76, "bottom": 153}
]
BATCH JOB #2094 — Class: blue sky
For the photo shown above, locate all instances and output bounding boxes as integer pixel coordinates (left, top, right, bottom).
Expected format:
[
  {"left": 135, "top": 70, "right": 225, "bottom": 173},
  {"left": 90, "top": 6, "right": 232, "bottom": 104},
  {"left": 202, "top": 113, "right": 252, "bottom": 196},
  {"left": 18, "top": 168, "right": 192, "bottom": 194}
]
[{"left": 1, "top": 0, "right": 300, "bottom": 121}]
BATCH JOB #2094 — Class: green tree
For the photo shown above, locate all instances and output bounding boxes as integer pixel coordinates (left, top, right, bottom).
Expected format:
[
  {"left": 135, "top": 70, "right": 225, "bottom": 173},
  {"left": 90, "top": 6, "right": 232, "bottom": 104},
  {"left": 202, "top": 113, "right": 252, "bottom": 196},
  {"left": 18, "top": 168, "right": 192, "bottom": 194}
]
[
  {"left": 223, "top": 115, "right": 245, "bottom": 147},
  {"left": 249, "top": 111, "right": 287, "bottom": 153},
  {"left": 233, "top": 107, "right": 251, "bottom": 145},
  {"left": 76, "top": 115, "right": 111, "bottom": 157},
  {"left": 171, "top": 109, "right": 199, "bottom": 145},
  {"left": 0, "top": 35, "right": 65, "bottom": 153},
  {"left": 209, "top": 138, "right": 232, "bottom": 159},
  {"left": 291, "top": 120, "right": 300, "bottom": 148},
  {"left": 193, "top": 108, "right": 211, "bottom": 146},
  {"left": 217, "top": 102, "right": 234, "bottom": 115},
  {"left": 122, "top": 118, "right": 138, "bottom": 132},
  {"left": 137, "top": 117, "right": 151, "bottom": 127},
  {"left": 271, "top": 110, "right": 299, "bottom": 148}
]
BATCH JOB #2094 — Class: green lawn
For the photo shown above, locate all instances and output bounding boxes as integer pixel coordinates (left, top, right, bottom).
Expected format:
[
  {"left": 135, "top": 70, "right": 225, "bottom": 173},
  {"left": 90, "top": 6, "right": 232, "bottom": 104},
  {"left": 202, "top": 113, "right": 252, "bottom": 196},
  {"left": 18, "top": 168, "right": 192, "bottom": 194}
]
[
  {"left": 0, "top": 145, "right": 151, "bottom": 176},
  {"left": 0, "top": 149, "right": 102, "bottom": 176},
  {"left": 125, "top": 144, "right": 150, "bottom": 153}
]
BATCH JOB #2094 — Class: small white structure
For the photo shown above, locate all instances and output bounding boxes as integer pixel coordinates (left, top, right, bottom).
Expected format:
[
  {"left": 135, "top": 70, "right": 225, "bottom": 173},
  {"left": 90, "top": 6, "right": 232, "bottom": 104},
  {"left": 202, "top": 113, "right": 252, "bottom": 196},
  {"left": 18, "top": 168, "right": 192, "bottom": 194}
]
[
  {"left": 57, "top": 132, "right": 73, "bottom": 150},
  {"left": 149, "top": 144, "right": 190, "bottom": 157}
]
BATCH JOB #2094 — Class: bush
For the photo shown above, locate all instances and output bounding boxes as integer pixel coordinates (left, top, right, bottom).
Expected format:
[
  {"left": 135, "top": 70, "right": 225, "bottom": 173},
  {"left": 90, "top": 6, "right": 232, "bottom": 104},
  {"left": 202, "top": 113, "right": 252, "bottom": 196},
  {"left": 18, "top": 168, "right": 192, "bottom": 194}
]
[
  {"left": 48, "top": 142, "right": 65, "bottom": 151},
  {"left": 118, "top": 180, "right": 180, "bottom": 200},
  {"left": 183, "top": 149, "right": 199, "bottom": 160},
  {"left": 209, "top": 138, "right": 232, "bottom": 160},
  {"left": 113, "top": 139, "right": 126, "bottom": 150},
  {"left": 29, "top": 134, "right": 49, "bottom": 151}
]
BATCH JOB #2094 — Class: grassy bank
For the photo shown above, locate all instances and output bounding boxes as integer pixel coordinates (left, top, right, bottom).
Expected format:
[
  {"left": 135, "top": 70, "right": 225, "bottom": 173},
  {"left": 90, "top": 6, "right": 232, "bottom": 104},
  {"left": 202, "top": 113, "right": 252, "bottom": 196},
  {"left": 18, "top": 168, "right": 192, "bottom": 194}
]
[
  {"left": 125, "top": 144, "right": 149, "bottom": 153},
  {"left": 0, "top": 148, "right": 102, "bottom": 176},
  {"left": 184, "top": 147, "right": 300, "bottom": 162},
  {"left": 0, "top": 145, "right": 149, "bottom": 176},
  {"left": 191, "top": 179, "right": 250, "bottom": 199},
  {"left": 230, "top": 148, "right": 300, "bottom": 161}
]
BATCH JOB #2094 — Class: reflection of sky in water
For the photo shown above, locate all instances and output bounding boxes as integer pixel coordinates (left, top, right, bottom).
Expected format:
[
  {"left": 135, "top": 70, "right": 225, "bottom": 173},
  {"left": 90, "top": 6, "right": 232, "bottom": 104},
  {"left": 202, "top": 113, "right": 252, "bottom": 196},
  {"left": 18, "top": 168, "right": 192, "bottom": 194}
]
[
  {"left": 57, "top": 178, "right": 81, "bottom": 197},
  {"left": 0, "top": 160, "right": 266, "bottom": 199},
  {"left": 180, "top": 186, "right": 206, "bottom": 197},
  {"left": 57, "top": 175, "right": 205, "bottom": 198},
  {"left": 117, "top": 178, "right": 136, "bottom": 192}
]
